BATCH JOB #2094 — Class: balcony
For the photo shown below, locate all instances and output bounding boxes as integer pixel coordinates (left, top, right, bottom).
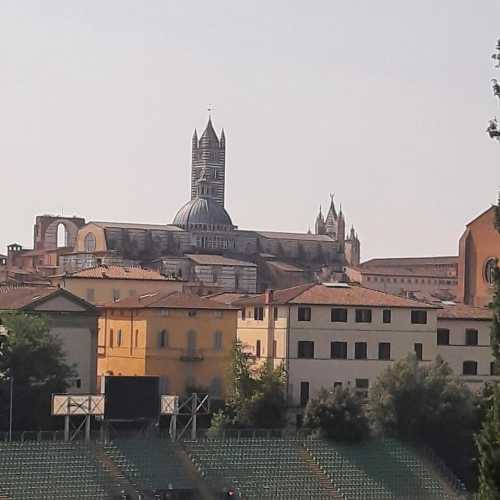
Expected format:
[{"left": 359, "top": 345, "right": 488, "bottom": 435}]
[{"left": 179, "top": 350, "right": 204, "bottom": 362}]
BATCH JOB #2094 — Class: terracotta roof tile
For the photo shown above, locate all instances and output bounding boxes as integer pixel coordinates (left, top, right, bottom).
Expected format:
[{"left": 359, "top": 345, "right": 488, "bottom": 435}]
[
  {"left": 70, "top": 266, "right": 175, "bottom": 281},
  {"left": 0, "top": 287, "right": 57, "bottom": 309},
  {"left": 437, "top": 304, "right": 492, "bottom": 320},
  {"left": 103, "top": 291, "right": 238, "bottom": 310},
  {"left": 237, "top": 283, "right": 437, "bottom": 309}
]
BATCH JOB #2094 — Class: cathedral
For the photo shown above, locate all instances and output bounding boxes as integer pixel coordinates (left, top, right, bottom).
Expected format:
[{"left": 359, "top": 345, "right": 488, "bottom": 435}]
[{"left": 6, "top": 117, "right": 361, "bottom": 292}]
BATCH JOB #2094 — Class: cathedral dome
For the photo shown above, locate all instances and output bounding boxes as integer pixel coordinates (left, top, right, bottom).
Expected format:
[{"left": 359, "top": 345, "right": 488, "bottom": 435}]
[{"left": 172, "top": 197, "right": 234, "bottom": 231}]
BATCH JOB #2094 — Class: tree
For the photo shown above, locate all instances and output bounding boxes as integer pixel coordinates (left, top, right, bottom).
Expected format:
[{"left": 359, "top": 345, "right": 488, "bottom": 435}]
[
  {"left": 476, "top": 385, "right": 500, "bottom": 499},
  {"left": 208, "top": 340, "right": 287, "bottom": 433},
  {"left": 491, "top": 265, "right": 500, "bottom": 363},
  {"left": 0, "top": 313, "right": 76, "bottom": 431},
  {"left": 303, "top": 386, "right": 369, "bottom": 442},
  {"left": 369, "top": 354, "right": 477, "bottom": 484}
]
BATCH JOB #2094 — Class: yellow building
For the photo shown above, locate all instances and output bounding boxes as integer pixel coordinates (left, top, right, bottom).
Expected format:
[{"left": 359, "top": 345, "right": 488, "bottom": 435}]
[
  {"left": 51, "top": 265, "right": 183, "bottom": 305},
  {"left": 98, "top": 291, "right": 237, "bottom": 398}
]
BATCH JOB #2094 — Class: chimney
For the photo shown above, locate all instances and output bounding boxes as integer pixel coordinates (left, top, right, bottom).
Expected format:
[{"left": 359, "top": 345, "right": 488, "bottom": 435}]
[{"left": 265, "top": 289, "right": 274, "bottom": 305}]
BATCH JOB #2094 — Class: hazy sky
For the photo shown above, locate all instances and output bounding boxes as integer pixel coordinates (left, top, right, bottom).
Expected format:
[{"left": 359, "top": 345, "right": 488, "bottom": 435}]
[{"left": 1, "top": 0, "right": 499, "bottom": 261}]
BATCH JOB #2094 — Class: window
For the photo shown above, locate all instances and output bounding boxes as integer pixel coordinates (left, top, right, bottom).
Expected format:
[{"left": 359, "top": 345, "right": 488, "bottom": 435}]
[
  {"left": 485, "top": 258, "right": 497, "bottom": 286},
  {"left": 75, "top": 379, "right": 82, "bottom": 389},
  {"left": 214, "top": 331, "right": 223, "bottom": 351},
  {"left": 382, "top": 309, "right": 392, "bottom": 324},
  {"left": 355, "top": 309, "right": 372, "bottom": 323},
  {"left": 491, "top": 361, "right": 500, "bottom": 376},
  {"left": 273, "top": 306, "right": 278, "bottom": 321},
  {"left": 465, "top": 329, "right": 478, "bottom": 346},
  {"left": 463, "top": 361, "right": 478, "bottom": 376},
  {"left": 355, "top": 379, "right": 369, "bottom": 399},
  {"left": 333, "top": 381, "right": 342, "bottom": 389},
  {"left": 378, "top": 342, "right": 391, "bottom": 360},
  {"left": 298, "top": 306, "right": 312, "bottom": 321},
  {"left": 109, "top": 329, "right": 114, "bottom": 348},
  {"left": 254, "top": 306, "right": 264, "bottom": 321},
  {"left": 210, "top": 377, "right": 222, "bottom": 398},
  {"left": 272, "top": 340, "right": 277, "bottom": 358},
  {"left": 411, "top": 310, "right": 427, "bottom": 324},
  {"left": 241, "top": 308, "right": 246, "bottom": 320},
  {"left": 160, "top": 309, "right": 169, "bottom": 317},
  {"left": 188, "top": 310, "right": 197, "bottom": 317},
  {"left": 331, "top": 308, "right": 348, "bottom": 322},
  {"left": 298, "top": 341, "right": 314, "bottom": 359},
  {"left": 84, "top": 232, "right": 96, "bottom": 252},
  {"left": 256, "top": 340, "right": 261, "bottom": 358},
  {"left": 354, "top": 342, "right": 367, "bottom": 360},
  {"left": 215, "top": 311, "right": 224, "bottom": 318},
  {"left": 129, "top": 289, "right": 136, "bottom": 297},
  {"left": 355, "top": 378, "right": 369, "bottom": 389},
  {"left": 159, "top": 330, "right": 168, "bottom": 348},
  {"left": 414, "top": 343, "right": 423, "bottom": 361},
  {"left": 300, "top": 381, "right": 310, "bottom": 407},
  {"left": 187, "top": 331, "right": 197, "bottom": 353},
  {"left": 117, "top": 330, "right": 123, "bottom": 347},
  {"left": 134, "top": 329, "right": 139, "bottom": 348},
  {"left": 437, "top": 329, "right": 450, "bottom": 346},
  {"left": 86, "top": 288, "right": 95, "bottom": 302},
  {"left": 113, "top": 289, "right": 120, "bottom": 301},
  {"left": 330, "top": 341, "right": 347, "bottom": 359}
]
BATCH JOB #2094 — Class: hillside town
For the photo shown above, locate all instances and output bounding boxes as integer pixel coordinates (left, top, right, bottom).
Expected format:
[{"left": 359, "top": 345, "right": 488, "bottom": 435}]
[{"left": 1, "top": 3, "right": 500, "bottom": 500}]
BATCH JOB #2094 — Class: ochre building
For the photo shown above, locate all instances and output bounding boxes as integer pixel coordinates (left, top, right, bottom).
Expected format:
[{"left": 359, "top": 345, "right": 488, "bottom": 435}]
[{"left": 97, "top": 291, "right": 237, "bottom": 398}]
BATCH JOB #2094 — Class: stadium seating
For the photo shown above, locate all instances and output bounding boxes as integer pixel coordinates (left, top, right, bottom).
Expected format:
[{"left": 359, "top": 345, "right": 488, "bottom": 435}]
[
  {"left": 103, "top": 438, "right": 193, "bottom": 493},
  {"left": 0, "top": 441, "right": 113, "bottom": 499},
  {"left": 304, "top": 438, "right": 456, "bottom": 499},
  {"left": 185, "top": 438, "right": 340, "bottom": 499}
]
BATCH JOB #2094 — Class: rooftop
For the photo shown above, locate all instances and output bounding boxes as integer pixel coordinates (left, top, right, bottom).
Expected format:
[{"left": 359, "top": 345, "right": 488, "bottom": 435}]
[
  {"left": 67, "top": 265, "right": 176, "bottom": 281},
  {"left": 185, "top": 254, "right": 256, "bottom": 267},
  {"left": 255, "top": 231, "right": 334, "bottom": 242},
  {"left": 203, "top": 292, "right": 253, "bottom": 305},
  {"left": 361, "top": 256, "right": 458, "bottom": 268},
  {"left": 90, "top": 221, "right": 184, "bottom": 232},
  {"left": 437, "top": 303, "right": 492, "bottom": 321},
  {"left": 236, "top": 282, "right": 438, "bottom": 309},
  {"left": 102, "top": 291, "right": 238, "bottom": 310},
  {"left": 0, "top": 286, "right": 95, "bottom": 311}
]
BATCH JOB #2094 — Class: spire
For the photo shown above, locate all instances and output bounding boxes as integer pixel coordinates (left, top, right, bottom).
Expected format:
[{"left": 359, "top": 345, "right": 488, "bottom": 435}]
[
  {"left": 192, "top": 129, "right": 198, "bottom": 148},
  {"left": 200, "top": 116, "right": 219, "bottom": 148},
  {"left": 327, "top": 193, "right": 337, "bottom": 220},
  {"left": 220, "top": 128, "right": 225, "bottom": 148}
]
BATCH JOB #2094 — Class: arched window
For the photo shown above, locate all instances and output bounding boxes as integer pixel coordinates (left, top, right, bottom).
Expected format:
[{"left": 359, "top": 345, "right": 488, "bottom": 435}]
[
  {"left": 134, "top": 329, "right": 139, "bottom": 348},
  {"left": 56, "top": 223, "right": 67, "bottom": 248},
  {"left": 117, "top": 329, "right": 123, "bottom": 347},
  {"left": 84, "top": 232, "right": 96, "bottom": 252},
  {"left": 485, "top": 258, "right": 497, "bottom": 286},
  {"left": 187, "top": 330, "right": 197, "bottom": 354},
  {"left": 109, "top": 329, "right": 114, "bottom": 348}
]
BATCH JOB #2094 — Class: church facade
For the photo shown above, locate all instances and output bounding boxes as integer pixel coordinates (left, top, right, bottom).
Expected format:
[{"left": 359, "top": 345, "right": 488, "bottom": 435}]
[{"left": 7, "top": 118, "right": 361, "bottom": 292}]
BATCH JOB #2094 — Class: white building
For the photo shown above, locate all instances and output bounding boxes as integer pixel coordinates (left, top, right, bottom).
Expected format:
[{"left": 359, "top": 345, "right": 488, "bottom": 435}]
[
  {"left": 436, "top": 302, "right": 499, "bottom": 388},
  {"left": 236, "top": 283, "right": 439, "bottom": 411}
]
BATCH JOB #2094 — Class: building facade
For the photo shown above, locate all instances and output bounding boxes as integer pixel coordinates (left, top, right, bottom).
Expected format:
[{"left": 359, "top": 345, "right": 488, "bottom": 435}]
[
  {"left": 51, "top": 265, "right": 184, "bottom": 305},
  {"left": 97, "top": 291, "right": 238, "bottom": 398},
  {"left": 235, "top": 283, "right": 438, "bottom": 410},
  {"left": 458, "top": 206, "right": 500, "bottom": 306},
  {"left": 349, "top": 256, "right": 459, "bottom": 302},
  {"left": 436, "top": 303, "right": 500, "bottom": 388},
  {"left": 0, "top": 287, "right": 98, "bottom": 393}
]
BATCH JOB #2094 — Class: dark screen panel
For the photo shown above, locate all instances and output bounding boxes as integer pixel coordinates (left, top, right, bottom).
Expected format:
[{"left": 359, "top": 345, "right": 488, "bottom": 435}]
[{"left": 105, "top": 376, "right": 160, "bottom": 420}]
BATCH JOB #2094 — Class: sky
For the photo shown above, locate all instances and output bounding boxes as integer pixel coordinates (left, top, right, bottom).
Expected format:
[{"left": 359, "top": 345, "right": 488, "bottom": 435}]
[{"left": 1, "top": 0, "right": 499, "bottom": 261}]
